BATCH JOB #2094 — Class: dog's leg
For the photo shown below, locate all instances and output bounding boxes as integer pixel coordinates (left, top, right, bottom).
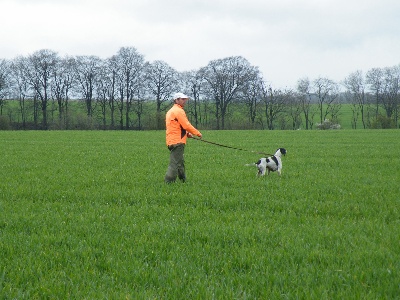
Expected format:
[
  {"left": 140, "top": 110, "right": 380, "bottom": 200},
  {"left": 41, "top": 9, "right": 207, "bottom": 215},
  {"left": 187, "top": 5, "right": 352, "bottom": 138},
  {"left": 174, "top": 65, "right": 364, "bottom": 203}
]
[{"left": 257, "top": 167, "right": 265, "bottom": 176}]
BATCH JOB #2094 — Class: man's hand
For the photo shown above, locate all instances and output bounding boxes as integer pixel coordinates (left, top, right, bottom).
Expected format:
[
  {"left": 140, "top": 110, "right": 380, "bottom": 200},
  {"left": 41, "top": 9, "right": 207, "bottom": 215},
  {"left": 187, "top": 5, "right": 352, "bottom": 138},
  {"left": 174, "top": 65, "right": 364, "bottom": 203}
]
[{"left": 187, "top": 132, "right": 201, "bottom": 139}]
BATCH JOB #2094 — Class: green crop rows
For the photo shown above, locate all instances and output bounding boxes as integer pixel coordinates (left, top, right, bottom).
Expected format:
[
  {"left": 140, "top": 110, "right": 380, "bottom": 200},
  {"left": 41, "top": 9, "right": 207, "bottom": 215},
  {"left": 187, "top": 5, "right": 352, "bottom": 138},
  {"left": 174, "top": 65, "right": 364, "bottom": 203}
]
[{"left": 0, "top": 130, "right": 399, "bottom": 299}]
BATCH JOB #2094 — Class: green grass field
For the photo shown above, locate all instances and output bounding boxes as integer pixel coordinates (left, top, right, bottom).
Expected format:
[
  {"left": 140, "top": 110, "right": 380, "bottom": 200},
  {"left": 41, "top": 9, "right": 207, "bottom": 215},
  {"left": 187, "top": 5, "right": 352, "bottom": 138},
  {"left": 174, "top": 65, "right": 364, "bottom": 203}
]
[{"left": 1, "top": 130, "right": 399, "bottom": 299}]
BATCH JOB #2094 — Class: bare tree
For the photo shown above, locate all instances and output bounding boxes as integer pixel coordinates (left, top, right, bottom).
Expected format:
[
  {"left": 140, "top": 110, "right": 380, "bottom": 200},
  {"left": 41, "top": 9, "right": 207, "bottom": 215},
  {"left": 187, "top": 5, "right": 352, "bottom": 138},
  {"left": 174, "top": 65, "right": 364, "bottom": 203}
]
[
  {"left": 180, "top": 70, "right": 203, "bottom": 128},
  {"left": 113, "top": 47, "right": 145, "bottom": 130},
  {"left": 24, "top": 49, "right": 59, "bottom": 129},
  {"left": 0, "top": 59, "right": 10, "bottom": 115},
  {"left": 242, "top": 73, "right": 263, "bottom": 128},
  {"left": 297, "top": 77, "right": 316, "bottom": 129},
  {"left": 145, "top": 60, "right": 178, "bottom": 130},
  {"left": 381, "top": 66, "right": 400, "bottom": 126},
  {"left": 51, "top": 56, "right": 75, "bottom": 129},
  {"left": 10, "top": 57, "right": 31, "bottom": 128},
  {"left": 104, "top": 56, "right": 118, "bottom": 129},
  {"left": 95, "top": 59, "right": 112, "bottom": 129},
  {"left": 262, "top": 85, "right": 290, "bottom": 130},
  {"left": 343, "top": 70, "right": 367, "bottom": 129},
  {"left": 313, "top": 77, "right": 339, "bottom": 124},
  {"left": 74, "top": 55, "right": 101, "bottom": 121},
  {"left": 199, "top": 56, "right": 258, "bottom": 129},
  {"left": 366, "top": 67, "right": 384, "bottom": 119},
  {"left": 287, "top": 91, "right": 302, "bottom": 130},
  {"left": 131, "top": 77, "right": 147, "bottom": 130}
]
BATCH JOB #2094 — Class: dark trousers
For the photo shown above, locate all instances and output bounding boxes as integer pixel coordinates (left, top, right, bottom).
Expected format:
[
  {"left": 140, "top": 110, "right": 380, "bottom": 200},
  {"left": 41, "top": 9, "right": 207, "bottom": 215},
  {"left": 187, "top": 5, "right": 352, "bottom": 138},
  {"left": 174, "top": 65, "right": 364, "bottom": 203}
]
[{"left": 165, "top": 143, "right": 186, "bottom": 183}]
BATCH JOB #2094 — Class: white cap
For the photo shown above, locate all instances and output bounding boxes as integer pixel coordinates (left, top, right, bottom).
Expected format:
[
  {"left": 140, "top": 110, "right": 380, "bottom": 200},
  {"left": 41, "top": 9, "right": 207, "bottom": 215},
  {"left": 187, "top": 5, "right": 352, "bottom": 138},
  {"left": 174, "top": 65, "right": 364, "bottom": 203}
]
[{"left": 173, "top": 92, "right": 189, "bottom": 100}]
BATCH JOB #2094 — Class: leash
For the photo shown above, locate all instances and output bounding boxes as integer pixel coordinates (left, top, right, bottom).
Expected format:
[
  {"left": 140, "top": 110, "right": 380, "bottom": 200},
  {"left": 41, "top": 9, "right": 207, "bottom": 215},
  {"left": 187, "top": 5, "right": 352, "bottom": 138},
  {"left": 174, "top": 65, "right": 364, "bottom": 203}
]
[{"left": 191, "top": 136, "right": 273, "bottom": 156}]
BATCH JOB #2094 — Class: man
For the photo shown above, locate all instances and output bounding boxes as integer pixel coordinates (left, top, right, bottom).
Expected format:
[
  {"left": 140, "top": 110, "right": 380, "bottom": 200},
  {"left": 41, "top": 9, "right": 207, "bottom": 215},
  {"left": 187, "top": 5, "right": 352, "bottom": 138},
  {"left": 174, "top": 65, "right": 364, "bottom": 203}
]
[{"left": 164, "top": 92, "right": 202, "bottom": 183}]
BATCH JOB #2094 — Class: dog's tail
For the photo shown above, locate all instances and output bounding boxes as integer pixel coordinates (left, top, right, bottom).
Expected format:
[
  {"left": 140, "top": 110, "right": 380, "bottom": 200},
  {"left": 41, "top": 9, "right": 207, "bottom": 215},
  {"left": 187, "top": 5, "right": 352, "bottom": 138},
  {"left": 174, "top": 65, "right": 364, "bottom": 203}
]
[{"left": 244, "top": 163, "right": 256, "bottom": 167}]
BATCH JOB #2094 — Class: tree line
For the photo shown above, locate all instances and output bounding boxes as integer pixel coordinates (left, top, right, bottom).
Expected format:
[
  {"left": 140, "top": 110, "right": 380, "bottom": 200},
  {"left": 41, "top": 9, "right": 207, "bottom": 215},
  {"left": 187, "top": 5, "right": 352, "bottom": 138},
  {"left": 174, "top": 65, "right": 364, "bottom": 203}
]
[{"left": 0, "top": 47, "right": 399, "bottom": 130}]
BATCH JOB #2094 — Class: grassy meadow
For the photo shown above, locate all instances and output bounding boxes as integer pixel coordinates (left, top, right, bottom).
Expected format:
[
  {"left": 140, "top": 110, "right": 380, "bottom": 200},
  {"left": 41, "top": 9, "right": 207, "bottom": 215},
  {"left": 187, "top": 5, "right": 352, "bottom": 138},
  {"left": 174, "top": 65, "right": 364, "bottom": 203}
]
[{"left": 0, "top": 129, "right": 399, "bottom": 299}]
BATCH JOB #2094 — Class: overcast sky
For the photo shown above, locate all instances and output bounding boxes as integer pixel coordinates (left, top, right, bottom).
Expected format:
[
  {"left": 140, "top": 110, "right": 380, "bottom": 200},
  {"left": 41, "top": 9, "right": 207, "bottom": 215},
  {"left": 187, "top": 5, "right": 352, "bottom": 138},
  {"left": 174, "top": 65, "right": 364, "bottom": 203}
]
[{"left": 2, "top": 0, "right": 400, "bottom": 88}]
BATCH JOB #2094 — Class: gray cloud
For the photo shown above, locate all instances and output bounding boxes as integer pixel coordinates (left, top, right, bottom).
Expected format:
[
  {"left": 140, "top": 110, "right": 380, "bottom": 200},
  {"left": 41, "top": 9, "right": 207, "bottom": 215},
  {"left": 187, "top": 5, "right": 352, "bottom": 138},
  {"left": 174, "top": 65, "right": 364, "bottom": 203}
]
[{"left": 1, "top": 0, "right": 399, "bottom": 88}]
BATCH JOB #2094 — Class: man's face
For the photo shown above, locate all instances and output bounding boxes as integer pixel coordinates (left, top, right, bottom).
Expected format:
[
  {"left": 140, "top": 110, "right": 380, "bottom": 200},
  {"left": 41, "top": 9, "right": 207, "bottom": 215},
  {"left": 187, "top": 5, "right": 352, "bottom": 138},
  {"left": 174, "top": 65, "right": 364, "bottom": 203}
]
[{"left": 176, "top": 98, "right": 188, "bottom": 107}]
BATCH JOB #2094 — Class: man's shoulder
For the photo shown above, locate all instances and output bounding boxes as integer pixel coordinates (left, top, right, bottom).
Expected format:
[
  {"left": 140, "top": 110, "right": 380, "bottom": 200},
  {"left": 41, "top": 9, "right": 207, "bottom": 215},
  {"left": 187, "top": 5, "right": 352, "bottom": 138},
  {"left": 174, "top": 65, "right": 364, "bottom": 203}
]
[
  {"left": 167, "top": 105, "right": 176, "bottom": 113},
  {"left": 171, "top": 104, "right": 184, "bottom": 113},
  {"left": 166, "top": 105, "right": 180, "bottom": 118}
]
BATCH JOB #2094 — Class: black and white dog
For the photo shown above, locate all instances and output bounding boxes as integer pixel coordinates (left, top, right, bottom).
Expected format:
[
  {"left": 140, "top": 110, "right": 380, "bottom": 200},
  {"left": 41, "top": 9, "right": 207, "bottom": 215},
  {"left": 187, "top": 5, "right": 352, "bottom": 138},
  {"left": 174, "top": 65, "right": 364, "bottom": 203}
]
[{"left": 246, "top": 148, "right": 287, "bottom": 176}]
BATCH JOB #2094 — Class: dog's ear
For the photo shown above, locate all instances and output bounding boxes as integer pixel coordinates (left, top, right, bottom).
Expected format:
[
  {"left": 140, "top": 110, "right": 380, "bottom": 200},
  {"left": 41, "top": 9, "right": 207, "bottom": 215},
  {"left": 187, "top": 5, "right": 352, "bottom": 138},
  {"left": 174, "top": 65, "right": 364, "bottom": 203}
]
[{"left": 280, "top": 148, "right": 287, "bottom": 155}]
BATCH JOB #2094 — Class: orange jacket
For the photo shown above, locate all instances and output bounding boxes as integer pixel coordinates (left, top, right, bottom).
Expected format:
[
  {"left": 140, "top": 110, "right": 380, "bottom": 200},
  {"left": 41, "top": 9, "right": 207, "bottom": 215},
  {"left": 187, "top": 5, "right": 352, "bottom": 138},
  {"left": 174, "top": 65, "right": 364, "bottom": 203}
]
[{"left": 165, "top": 104, "right": 201, "bottom": 146}]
